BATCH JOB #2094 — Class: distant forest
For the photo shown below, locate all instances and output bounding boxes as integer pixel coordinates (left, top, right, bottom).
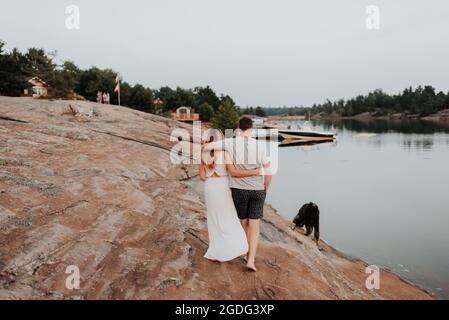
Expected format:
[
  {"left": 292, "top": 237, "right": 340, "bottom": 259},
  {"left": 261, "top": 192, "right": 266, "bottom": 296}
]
[
  {"left": 305, "top": 87, "right": 449, "bottom": 117},
  {"left": 242, "top": 86, "right": 449, "bottom": 118},
  {"left": 241, "top": 106, "right": 308, "bottom": 117},
  {"left": 1, "top": 40, "right": 448, "bottom": 119}
]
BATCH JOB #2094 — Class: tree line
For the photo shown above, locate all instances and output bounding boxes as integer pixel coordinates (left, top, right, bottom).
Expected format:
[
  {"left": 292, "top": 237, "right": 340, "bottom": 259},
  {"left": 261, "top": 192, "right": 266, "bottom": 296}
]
[
  {"left": 242, "top": 106, "right": 309, "bottom": 117},
  {"left": 239, "top": 106, "right": 267, "bottom": 117},
  {"left": 257, "top": 87, "right": 449, "bottom": 117},
  {"left": 0, "top": 40, "right": 241, "bottom": 128},
  {"left": 308, "top": 87, "right": 449, "bottom": 117}
]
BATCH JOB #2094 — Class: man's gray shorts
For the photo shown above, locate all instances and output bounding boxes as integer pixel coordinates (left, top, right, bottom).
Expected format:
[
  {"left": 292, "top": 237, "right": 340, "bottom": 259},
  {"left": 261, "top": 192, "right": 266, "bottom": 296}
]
[{"left": 231, "top": 188, "right": 266, "bottom": 220}]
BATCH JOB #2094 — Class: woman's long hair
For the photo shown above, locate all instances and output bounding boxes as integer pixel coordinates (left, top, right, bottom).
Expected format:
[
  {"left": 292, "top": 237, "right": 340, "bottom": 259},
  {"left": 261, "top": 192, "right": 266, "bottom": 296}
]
[{"left": 202, "top": 129, "right": 224, "bottom": 170}]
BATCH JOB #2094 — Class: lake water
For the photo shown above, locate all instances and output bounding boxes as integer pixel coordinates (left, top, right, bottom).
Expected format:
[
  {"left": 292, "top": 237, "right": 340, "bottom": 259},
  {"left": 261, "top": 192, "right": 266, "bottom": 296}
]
[{"left": 265, "top": 119, "right": 449, "bottom": 299}]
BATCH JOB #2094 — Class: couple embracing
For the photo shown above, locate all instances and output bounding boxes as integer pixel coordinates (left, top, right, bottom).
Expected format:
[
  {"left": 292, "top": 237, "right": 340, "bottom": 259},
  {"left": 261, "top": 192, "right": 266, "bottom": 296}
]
[{"left": 200, "top": 117, "right": 272, "bottom": 271}]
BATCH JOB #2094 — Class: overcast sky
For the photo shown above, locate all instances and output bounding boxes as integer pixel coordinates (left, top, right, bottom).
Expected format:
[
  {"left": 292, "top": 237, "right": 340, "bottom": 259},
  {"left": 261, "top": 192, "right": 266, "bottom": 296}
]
[{"left": 1, "top": 0, "right": 449, "bottom": 107}]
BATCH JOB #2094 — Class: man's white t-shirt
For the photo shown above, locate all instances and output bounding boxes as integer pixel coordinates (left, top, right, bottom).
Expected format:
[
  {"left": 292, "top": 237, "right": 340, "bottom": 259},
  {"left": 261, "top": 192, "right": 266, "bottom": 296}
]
[{"left": 221, "top": 137, "right": 269, "bottom": 191}]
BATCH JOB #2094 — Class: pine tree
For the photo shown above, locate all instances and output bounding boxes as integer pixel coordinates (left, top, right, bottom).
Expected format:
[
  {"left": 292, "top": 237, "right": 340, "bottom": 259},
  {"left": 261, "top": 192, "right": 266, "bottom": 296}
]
[
  {"left": 212, "top": 101, "right": 240, "bottom": 132},
  {"left": 198, "top": 103, "right": 215, "bottom": 122}
]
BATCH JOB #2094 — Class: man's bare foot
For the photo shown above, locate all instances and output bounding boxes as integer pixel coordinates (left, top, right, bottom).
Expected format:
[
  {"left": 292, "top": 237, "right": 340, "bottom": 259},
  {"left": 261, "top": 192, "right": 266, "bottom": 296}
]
[{"left": 246, "top": 262, "right": 257, "bottom": 272}]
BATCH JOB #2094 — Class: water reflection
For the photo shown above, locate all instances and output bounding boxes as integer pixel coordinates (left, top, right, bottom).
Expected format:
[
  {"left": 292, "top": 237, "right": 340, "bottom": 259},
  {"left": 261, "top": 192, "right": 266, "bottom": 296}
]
[
  {"left": 277, "top": 121, "right": 444, "bottom": 152},
  {"left": 305, "top": 118, "right": 449, "bottom": 134},
  {"left": 285, "top": 118, "right": 449, "bottom": 152},
  {"left": 401, "top": 138, "right": 434, "bottom": 152}
]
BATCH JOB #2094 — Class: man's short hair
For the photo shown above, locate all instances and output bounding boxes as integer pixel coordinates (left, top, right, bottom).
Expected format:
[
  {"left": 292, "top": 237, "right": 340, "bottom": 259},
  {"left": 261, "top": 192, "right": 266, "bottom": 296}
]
[{"left": 239, "top": 116, "right": 253, "bottom": 131}]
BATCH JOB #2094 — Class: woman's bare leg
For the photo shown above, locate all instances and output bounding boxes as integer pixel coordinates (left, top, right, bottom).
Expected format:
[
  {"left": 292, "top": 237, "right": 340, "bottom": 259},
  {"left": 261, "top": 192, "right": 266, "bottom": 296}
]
[{"left": 240, "top": 219, "right": 250, "bottom": 261}]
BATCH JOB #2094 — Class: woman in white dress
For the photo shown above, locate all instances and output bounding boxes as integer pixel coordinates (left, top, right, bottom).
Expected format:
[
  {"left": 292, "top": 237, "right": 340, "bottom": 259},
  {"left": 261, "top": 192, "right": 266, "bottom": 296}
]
[{"left": 200, "top": 141, "right": 260, "bottom": 262}]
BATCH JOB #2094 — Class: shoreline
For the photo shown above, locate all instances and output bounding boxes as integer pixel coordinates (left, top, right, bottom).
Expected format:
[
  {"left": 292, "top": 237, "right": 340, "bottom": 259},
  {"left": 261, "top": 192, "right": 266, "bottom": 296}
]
[
  {"left": 260, "top": 203, "right": 434, "bottom": 299},
  {"left": 268, "top": 111, "right": 449, "bottom": 123},
  {"left": 309, "top": 112, "right": 449, "bottom": 122},
  {"left": 261, "top": 203, "right": 434, "bottom": 298}
]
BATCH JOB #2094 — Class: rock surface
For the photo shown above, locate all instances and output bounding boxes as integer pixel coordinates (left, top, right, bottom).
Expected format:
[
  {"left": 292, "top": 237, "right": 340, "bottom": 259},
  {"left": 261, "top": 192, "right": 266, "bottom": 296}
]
[{"left": 0, "top": 97, "right": 431, "bottom": 299}]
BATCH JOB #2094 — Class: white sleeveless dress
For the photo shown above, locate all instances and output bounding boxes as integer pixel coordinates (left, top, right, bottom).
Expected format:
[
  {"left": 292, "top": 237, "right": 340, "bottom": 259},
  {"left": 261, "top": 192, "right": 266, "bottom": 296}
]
[{"left": 203, "top": 151, "right": 249, "bottom": 262}]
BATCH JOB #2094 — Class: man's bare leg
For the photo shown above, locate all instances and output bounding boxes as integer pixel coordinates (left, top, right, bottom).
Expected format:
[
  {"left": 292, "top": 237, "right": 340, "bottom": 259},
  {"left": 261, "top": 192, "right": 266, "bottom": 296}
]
[
  {"left": 240, "top": 219, "right": 250, "bottom": 261},
  {"left": 246, "top": 219, "right": 260, "bottom": 271}
]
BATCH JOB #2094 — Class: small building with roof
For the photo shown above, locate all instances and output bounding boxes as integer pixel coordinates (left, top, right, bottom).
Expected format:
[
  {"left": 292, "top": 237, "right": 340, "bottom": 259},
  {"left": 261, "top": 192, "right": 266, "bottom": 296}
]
[
  {"left": 171, "top": 106, "right": 199, "bottom": 122},
  {"left": 24, "top": 77, "right": 48, "bottom": 98}
]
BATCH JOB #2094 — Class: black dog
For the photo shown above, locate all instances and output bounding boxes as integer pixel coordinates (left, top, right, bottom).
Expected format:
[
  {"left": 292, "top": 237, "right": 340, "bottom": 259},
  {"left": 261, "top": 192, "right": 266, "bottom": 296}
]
[{"left": 293, "top": 202, "right": 320, "bottom": 241}]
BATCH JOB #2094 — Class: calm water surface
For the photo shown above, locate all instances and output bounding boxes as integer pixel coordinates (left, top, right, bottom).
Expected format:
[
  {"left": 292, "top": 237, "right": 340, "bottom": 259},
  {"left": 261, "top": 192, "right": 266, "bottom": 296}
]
[{"left": 266, "top": 119, "right": 449, "bottom": 299}]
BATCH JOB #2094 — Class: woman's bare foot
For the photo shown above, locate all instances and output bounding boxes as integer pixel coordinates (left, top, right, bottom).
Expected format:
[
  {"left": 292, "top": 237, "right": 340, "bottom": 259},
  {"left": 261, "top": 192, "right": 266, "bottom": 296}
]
[{"left": 246, "top": 262, "right": 257, "bottom": 272}]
